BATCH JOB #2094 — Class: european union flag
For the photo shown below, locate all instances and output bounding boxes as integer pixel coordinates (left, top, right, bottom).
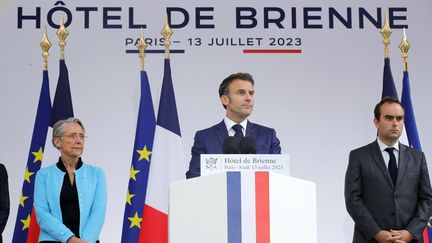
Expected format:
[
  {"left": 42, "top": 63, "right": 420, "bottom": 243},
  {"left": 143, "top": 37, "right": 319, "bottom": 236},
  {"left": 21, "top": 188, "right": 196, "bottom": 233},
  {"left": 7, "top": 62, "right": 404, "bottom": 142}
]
[
  {"left": 12, "top": 70, "right": 52, "bottom": 243},
  {"left": 13, "top": 55, "right": 75, "bottom": 243},
  {"left": 121, "top": 70, "right": 156, "bottom": 242}
]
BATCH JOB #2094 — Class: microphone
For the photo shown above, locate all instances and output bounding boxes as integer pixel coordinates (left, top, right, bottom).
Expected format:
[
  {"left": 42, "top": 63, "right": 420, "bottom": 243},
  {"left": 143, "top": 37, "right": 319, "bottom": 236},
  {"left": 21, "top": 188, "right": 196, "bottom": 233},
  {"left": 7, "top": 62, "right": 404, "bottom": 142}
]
[
  {"left": 239, "top": 137, "right": 257, "bottom": 154},
  {"left": 223, "top": 136, "right": 240, "bottom": 154}
]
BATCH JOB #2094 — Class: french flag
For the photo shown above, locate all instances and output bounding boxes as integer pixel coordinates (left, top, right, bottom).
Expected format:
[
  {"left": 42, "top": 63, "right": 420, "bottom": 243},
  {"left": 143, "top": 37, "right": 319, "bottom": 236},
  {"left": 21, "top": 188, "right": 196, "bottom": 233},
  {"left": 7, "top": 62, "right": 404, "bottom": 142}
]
[
  {"left": 170, "top": 171, "right": 317, "bottom": 243},
  {"left": 139, "top": 58, "right": 185, "bottom": 243}
]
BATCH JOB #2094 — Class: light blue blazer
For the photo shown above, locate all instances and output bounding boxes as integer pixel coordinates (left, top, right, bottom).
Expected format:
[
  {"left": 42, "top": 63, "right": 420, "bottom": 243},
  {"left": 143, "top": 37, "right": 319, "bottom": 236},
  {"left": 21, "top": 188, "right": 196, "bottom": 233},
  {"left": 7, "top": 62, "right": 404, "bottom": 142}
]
[{"left": 34, "top": 161, "right": 107, "bottom": 243}]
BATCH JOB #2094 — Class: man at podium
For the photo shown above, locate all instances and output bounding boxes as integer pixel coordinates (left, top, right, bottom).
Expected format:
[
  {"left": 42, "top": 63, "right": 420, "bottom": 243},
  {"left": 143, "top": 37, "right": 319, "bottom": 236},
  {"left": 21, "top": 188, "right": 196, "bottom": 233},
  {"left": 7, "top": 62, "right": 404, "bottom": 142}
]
[
  {"left": 186, "top": 72, "right": 281, "bottom": 178},
  {"left": 345, "top": 97, "right": 432, "bottom": 243}
]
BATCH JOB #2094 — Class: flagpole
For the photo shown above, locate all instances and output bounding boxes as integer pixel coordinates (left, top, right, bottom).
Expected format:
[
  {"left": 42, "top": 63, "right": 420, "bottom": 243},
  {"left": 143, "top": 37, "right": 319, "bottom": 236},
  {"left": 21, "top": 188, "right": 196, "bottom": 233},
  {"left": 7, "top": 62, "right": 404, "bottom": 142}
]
[
  {"left": 399, "top": 28, "right": 410, "bottom": 72},
  {"left": 379, "top": 12, "right": 398, "bottom": 100},
  {"left": 399, "top": 28, "right": 421, "bottom": 150},
  {"left": 380, "top": 12, "right": 392, "bottom": 58},
  {"left": 161, "top": 16, "right": 173, "bottom": 58},
  {"left": 51, "top": 16, "right": 74, "bottom": 124},
  {"left": 40, "top": 27, "right": 51, "bottom": 71},
  {"left": 57, "top": 16, "right": 69, "bottom": 60},
  {"left": 137, "top": 28, "right": 148, "bottom": 71}
]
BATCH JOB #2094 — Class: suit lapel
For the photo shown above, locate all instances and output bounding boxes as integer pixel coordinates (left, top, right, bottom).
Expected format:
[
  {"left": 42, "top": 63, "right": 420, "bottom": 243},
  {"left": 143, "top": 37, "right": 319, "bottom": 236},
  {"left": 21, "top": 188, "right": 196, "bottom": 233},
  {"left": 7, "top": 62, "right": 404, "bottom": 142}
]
[
  {"left": 396, "top": 144, "right": 408, "bottom": 188},
  {"left": 214, "top": 120, "right": 228, "bottom": 148},
  {"left": 246, "top": 121, "right": 257, "bottom": 139},
  {"left": 370, "top": 141, "right": 395, "bottom": 189}
]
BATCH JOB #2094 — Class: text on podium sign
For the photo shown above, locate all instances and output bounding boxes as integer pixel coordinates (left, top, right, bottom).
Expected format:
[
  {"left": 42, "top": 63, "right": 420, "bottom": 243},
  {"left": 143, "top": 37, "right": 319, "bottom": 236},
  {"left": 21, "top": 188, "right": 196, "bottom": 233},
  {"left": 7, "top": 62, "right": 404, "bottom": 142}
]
[{"left": 200, "top": 154, "right": 290, "bottom": 176}]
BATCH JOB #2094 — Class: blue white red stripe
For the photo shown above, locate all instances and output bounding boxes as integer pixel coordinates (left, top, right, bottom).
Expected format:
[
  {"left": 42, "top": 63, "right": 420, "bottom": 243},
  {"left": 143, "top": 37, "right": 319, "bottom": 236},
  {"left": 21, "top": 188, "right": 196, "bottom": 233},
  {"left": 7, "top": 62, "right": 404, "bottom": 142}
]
[
  {"left": 226, "top": 172, "right": 270, "bottom": 243},
  {"left": 255, "top": 172, "right": 270, "bottom": 243},
  {"left": 241, "top": 172, "right": 256, "bottom": 243},
  {"left": 169, "top": 171, "right": 316, "bottom": 243},
  {"left": 227, "top": 172, "right": 242, "bottom": 243}
]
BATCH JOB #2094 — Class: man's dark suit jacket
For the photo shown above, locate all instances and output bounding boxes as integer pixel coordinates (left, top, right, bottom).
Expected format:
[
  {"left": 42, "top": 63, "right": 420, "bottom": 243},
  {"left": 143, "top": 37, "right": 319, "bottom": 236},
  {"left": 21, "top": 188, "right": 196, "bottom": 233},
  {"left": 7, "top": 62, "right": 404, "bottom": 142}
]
[
  {"left": 345, "top": 140, "right": 432, "bottom": 243},
  {"left": 186, "top": 120, "right": 281, "bottom": 178},
  {"left": 0, "top": 164, "right": 9, "bottom": 243}
]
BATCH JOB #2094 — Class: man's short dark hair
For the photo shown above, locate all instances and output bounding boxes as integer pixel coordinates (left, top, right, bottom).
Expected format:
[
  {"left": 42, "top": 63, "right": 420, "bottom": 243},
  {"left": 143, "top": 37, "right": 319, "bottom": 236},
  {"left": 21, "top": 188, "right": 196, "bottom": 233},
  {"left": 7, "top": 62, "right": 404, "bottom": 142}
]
[
  {"left": 374, "top": 96, "right": 405, "bottom": 120},
  {"left": 218, "top": 72, "right": 254, "bottom": 97}
]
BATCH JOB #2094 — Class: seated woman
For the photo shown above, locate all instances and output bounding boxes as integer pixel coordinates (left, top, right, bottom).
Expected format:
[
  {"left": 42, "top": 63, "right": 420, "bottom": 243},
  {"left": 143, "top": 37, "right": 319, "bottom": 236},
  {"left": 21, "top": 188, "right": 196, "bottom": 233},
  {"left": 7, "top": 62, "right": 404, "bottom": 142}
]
[{"left": 34, "top": 118, "right": 107, "bottom": 243}]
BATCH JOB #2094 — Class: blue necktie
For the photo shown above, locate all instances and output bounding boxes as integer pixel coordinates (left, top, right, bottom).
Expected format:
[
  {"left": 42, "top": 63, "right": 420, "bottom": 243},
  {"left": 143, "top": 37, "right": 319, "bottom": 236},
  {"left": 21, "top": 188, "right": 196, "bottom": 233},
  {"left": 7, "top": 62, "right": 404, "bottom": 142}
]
[
  {"left": 232, "top": 124, "right": 244, "bottom": 139},
  {"left": 385, "top": 147, "right": 398, "bottom": 186}
]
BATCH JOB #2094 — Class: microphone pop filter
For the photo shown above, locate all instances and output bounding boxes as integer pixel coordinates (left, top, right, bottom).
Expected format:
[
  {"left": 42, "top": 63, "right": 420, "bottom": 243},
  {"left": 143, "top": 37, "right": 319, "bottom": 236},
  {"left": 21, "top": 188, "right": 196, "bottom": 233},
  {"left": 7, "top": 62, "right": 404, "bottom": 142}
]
[
  {"left": 223, "top": 136, "right": 241, "bottom": 154},
  {"left": 239, "top": 137, "right": 257, "bottom": 154}
]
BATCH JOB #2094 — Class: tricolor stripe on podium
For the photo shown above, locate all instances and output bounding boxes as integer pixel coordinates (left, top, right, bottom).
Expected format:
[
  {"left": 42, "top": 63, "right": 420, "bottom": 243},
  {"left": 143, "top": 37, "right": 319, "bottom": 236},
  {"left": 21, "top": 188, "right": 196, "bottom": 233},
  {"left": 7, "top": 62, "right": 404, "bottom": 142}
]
[
  {"left": 170, "top": 171, "right": 316, "bottom": 243},
  {"left": 227, "top": 172, "right": 270, "bottom": 243}
]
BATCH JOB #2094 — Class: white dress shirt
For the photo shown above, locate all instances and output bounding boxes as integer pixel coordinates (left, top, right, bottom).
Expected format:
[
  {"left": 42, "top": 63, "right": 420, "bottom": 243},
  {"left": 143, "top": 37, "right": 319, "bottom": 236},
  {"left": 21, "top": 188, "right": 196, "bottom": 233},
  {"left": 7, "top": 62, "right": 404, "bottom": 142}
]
[
  {"left": 224, "top": 117, "right": 248, "bottom": 137},
  {"left": 376, "top": 138, "right": 399, "bottom": 167}
]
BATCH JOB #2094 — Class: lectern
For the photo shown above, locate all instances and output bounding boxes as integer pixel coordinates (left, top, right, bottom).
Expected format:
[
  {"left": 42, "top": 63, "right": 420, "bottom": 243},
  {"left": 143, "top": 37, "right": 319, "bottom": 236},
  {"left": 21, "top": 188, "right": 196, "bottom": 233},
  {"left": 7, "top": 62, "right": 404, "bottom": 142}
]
[{"left": 169, "top": 171, "right": 317, "bottom": 243}]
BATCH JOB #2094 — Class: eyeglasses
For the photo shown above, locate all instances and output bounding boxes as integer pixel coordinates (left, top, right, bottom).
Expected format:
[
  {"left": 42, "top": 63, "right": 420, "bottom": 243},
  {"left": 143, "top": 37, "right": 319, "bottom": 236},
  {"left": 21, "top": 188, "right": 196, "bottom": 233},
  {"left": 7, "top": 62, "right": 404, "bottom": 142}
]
[{"left": 61, "top": 133, "right": 87, "bottom": 141}]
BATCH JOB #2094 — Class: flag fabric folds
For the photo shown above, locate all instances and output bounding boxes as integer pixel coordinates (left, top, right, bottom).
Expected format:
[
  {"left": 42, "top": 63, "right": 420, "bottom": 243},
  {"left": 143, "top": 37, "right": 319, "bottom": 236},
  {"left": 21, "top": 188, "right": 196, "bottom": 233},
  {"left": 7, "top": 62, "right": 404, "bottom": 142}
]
[
  {"left": 51, "top": 59, "right": 74, "bottom": 125},
  {"left": 380, "top": 48, "right": 430, "bottom": 241},
  {"left": 400, "top": 71, "right": 429, "bottom": 241},
  {"left": 13, "top": 58, "right": 74, "bottom": 243},
  {"left": 401, "top": 71, "right": 421, "bottom": 150},
  {"left": 382, "top": 57, "right": 398, "bottom": 99},
  {"left": 12, "top": 71, "right": 52, "bottom": 243},
  {"left": 139, "top": 58, "right": 185, "bottom": 243},
  {"left": 121, "top": 71, "right": 156, "bottom": 242}
]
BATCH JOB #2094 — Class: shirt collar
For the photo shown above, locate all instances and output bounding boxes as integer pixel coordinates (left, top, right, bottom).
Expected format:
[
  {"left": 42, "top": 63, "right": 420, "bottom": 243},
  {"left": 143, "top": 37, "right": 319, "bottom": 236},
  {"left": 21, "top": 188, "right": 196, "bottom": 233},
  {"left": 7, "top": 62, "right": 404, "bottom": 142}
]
[
  {"left": 376, "top": 138, "right": 399, "bottom": 152},
  {"left": 224, "top": 116, "right": 248, "bottom": 132}
]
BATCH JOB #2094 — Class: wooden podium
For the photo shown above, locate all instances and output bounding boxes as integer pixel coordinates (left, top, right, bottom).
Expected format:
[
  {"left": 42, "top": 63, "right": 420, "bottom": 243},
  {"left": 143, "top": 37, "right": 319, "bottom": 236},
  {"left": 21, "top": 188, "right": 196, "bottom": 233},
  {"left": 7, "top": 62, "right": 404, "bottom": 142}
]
[{"left": 169, "top": 171, "right": 317, "bottom": 243}]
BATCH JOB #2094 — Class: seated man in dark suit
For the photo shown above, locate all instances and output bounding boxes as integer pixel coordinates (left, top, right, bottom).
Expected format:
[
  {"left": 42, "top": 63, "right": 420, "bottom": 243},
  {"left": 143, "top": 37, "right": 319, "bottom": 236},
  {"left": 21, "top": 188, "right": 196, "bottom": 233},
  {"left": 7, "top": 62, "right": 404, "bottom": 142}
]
[
  {"left": 345, "top": 97, "right": 432, "bottom": 243},
  {"left": 186, "top": 72, "right": 281, "bottom": 178}
]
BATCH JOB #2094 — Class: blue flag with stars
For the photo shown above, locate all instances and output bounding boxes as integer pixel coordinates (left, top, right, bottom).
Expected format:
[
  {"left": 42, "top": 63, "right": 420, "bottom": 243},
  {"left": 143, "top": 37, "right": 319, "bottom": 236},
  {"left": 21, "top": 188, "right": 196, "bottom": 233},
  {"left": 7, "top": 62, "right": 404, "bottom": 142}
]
[
  {"left": 13, "top": 56, "right": 75, "bottom": 243},
  {"left": 121, "top": 70, "right": 156, "bottom": 242},
  {"left": 12, "top": 70, "right": 52, "bottom": 243}
]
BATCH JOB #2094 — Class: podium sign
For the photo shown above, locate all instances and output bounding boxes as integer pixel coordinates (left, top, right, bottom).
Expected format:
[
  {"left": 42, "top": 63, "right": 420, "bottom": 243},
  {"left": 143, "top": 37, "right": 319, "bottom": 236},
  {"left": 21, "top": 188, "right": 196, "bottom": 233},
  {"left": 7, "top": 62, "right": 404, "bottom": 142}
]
[
  {"left": 169, "top": 171, "right": 317, "bottom": 243},
  {"left": 200, "top": 154, "right": 289, "bottom": 176}
]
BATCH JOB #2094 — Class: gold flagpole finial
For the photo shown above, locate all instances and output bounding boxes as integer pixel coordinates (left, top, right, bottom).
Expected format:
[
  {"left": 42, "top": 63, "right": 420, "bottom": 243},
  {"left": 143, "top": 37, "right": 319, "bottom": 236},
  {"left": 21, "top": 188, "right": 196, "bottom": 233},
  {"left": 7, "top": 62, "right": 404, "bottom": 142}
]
[
  {"left": 40, "top": 26, "right": 52, "bottom": 71},
  {"left": 380, "top": 12, "right": 392, "bottom": 58},
  {"left": 136, "top": 28, "right": 148, "bottom": 71},
  {"left": 161, "top": 16, "right": 173, "bottom": 59},
  {"left": 399, "top": 28, "right": 410, "bottom": 72},
  {"left": 56, "top": 16, "right": 69, "bottom": 60}
]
